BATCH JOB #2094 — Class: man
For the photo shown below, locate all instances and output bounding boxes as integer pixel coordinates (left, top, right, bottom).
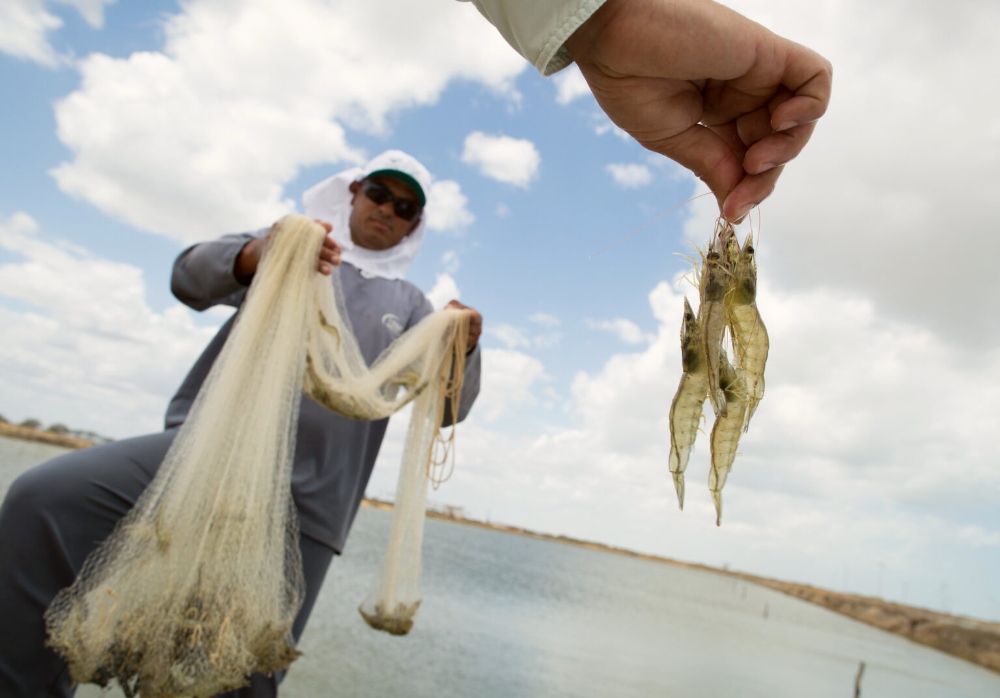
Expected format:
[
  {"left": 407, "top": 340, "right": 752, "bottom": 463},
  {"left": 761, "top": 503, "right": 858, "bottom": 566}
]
[{"left": 0, "top": 150, "right": 482, "bottom": 697}]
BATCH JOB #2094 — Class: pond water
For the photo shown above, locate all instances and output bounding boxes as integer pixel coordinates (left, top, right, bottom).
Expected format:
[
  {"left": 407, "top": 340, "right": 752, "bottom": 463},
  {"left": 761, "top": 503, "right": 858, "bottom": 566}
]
[{"left": 2, "top": 436, "right": 996, "bottom": 697}]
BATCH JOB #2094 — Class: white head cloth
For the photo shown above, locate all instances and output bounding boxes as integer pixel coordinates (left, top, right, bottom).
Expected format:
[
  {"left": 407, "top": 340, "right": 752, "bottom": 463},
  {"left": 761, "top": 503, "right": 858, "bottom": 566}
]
[{"left": 302, "top": 150, "right": 432, "bottom": 280}]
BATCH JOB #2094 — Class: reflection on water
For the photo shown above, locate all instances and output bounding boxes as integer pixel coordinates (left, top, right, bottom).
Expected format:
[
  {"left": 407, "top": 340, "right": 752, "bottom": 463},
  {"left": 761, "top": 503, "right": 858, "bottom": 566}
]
[
  {"left": 0, "top": 436, "right": 71, "bottom": 493},
  {"left": 2, "top": 437, "right": 998, "bottom": 698}
]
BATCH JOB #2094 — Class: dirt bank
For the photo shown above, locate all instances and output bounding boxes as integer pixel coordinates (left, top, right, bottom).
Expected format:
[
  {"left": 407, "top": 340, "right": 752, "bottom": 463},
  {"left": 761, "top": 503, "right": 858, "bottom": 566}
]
[
  {"left": 743, "top": 577, "right": 1000, "bottom": 674},
  {"left": 0, "top": 422, "right": 96, "bottom": 449}
]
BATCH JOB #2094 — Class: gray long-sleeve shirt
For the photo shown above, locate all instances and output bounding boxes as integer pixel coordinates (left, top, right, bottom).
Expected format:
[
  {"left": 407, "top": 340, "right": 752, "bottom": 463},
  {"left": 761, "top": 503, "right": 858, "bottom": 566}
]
[{"left": 166, "top": 231, "right": 481, "bottom": 552}]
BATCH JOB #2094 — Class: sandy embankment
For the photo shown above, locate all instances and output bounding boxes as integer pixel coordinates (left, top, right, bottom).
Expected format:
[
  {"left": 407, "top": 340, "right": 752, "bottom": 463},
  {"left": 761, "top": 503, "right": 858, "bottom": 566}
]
[
  {"left": 0, "top": 422, "right": 96, "bottom": 449},
  {"left": 742, "top": 577, "right": 1000, "bottom": 674}
]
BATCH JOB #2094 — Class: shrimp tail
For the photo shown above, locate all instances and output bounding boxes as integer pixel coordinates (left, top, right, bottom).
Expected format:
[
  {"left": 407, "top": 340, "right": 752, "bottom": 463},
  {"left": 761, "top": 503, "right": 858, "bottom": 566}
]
[{"left": 672, "top": 470, "right": 687, "bottom": 511}]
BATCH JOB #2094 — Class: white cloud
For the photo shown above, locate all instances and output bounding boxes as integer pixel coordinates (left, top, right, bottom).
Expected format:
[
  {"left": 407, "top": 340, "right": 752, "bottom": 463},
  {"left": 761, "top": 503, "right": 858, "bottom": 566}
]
[
  {"left": 0, "top": 213, "right": 221, "bottom": 437},
  {"left": 956, "top": 526, "right": 1000, "bottom": 548},
  {"left": 476, "top": 348, "right": 548, "bottom": 421},
  {"left": 494, "top": 203, "right": 512, "bottom": 218},
  {"left": 645, "top": 152, "right": 691, "bottom": 182},
  {"left": 585, "top": 317, "right": 649, "bottom": 345},
  {"left": 0, "top": 0, "right": 117, "bottom": 66},
  {"left": 552, "top": 64, "right": 590, "bottom": 105},
  {"left": 48, "top": 0, "right": 525, "bottom": 244},
  {"left": 425, "top": 179, "right": 474, "bottom": 233},
  {"left": 486, "top": 316, "right": 563, "bottom": 350},
  {"left": 0, "top": 0, "right": 63, "bottom": 66},
  {"left": 532, "top": 332, "right": 563, "bottom": 349},
  {"left": 485, "top": 323, "right": 530, "bottom": 349},
  {"left": 425, "top": 272, "right": 460, "bottom": 311},
  {"left": 54, "top": 0, "right": 115, "bottom": 27},
  {"left": 440, "top": 250, "right": 460, "bottom": 275},
  {"left": 528, "top": 313, "right": 560, "bottom": 328},
  {"left": 594, "top": 116, "right": 631, "bottom": 142},
  {"left": 606, "top": 163, "right": 653, "bottom": 189},
  {"left": 460, "top": 131, "right": 540, "bottom": 188}
]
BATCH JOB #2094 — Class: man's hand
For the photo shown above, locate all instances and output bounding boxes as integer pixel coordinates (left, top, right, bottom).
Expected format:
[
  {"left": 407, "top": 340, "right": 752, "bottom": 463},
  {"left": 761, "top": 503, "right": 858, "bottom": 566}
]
[
  {"left": 315, "top": 222, "right": 342, "bottom": 276},
  {"left": 565, "top": 0, "right": 832, "bottom": 221},
  {"left": 234, "top": 219, "right": 341, "bottom": 284},
  {"left": 445, "top": 300, "right": 482, "bottom": 350}
]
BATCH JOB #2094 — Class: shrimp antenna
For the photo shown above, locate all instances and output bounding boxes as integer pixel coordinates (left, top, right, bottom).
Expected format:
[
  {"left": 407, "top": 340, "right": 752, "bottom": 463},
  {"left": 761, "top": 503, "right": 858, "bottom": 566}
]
[
  {"left": 674, "top": 240, "right": 705, "bottom": 291},
  {"left": 747, "top": 205, "right": 762, "bottom": 249},
  {"left": 589, "top": 191, "right": 714, "bottom": 260}
]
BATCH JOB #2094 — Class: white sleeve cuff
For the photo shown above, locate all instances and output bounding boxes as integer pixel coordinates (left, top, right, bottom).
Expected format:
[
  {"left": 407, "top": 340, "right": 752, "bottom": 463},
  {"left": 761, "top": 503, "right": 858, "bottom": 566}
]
[{"left": 462, "top": 0, "right": 608, "bottom": 76}]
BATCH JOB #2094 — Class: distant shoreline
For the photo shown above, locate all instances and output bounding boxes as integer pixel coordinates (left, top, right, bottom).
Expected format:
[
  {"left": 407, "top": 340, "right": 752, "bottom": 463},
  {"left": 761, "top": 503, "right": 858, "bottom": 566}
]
[
  {"left": 0, "top": 423, "right": 96, "bottom": 450},
  {"left": 367, "top": 497, "right": 1000, "bottom": 675},
  {"left": 3, "top": 429, "right": 995, "bottom": 675}
]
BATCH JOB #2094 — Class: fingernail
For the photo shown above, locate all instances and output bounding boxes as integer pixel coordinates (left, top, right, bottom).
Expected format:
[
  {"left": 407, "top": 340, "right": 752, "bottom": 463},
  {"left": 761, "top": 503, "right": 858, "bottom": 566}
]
[
  {"left": 776, "top": 120, "right": 799, "bottom": 132},
  {"left": 753, "top": 161, "right": 776, "bottom": 175}
]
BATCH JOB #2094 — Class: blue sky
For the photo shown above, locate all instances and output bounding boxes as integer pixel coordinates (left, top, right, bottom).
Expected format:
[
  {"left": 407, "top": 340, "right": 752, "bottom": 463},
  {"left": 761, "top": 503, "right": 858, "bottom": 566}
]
[{"left": 3, "top": 0, "right": 1000, "bottom": 624}]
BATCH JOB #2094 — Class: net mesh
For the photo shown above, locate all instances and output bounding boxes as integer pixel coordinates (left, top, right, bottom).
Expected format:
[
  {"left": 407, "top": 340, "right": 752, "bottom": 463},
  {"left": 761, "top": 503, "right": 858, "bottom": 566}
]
[{"left": 45, "top": 215, "right": 469, "bottom": 696}]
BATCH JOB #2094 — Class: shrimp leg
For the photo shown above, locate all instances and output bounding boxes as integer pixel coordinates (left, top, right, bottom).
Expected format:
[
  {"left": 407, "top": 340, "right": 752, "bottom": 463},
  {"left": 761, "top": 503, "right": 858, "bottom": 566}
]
[
  {"left": 668, "top": 297, "right": 708, "bottom": 509},
  {"left": 709, "top": 351, "right": 747, "bottom": 526}
]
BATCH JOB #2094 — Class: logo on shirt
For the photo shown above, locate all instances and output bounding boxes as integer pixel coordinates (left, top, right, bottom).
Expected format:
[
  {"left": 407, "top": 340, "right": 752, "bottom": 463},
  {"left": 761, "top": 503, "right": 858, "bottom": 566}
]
[{"left": 382, "top": 313, "right": 404, "bottom": 337}]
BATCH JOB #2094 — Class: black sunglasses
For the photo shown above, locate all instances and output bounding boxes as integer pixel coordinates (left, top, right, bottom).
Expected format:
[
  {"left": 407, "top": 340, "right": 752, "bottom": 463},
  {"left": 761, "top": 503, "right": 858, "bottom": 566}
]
[{"left": 359, "top": 180, "right": 422, "bottom": 222}]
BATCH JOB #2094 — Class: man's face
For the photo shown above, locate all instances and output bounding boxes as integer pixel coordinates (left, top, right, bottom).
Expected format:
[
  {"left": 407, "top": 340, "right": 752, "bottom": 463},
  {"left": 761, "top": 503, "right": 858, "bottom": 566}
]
[{"left": 348, "top": 176, "right": 422, "bottom": 251}]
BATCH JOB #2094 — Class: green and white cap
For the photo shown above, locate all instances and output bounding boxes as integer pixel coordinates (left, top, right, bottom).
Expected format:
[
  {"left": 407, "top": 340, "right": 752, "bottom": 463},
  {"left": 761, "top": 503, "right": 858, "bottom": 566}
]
[{"left": 361, "top": 150, "right": 431, "bottom": 206}]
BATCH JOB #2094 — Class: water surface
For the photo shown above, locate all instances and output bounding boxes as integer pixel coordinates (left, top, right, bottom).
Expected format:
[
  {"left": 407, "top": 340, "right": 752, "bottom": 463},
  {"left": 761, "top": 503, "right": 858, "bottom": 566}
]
[{"left": 2, "top": 437, "right": 996, "bottom": 697}]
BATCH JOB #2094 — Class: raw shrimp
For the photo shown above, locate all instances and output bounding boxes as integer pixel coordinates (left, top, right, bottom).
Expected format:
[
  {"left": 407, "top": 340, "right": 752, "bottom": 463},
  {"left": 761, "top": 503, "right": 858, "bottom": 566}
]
[
  {"left": 726, "top": 232, "right": 755, "bottom": 305},
  {"left": 727, "top": 232, "right": 768, "bottom": 431},
  {"left": 670, "top": 220, "right": 767, "bottom": 524},
  {"left": 722, "top": 221, "right": 741, "bottom": 272},
  {"left": 709, "top": 352, "right": 747, "bottom": 526},
  {"left": 700, "top": 242, "right": 729, "bottom": 419},
  {"left": 668, "top": 297, "right": 709, "bottom": 509}
]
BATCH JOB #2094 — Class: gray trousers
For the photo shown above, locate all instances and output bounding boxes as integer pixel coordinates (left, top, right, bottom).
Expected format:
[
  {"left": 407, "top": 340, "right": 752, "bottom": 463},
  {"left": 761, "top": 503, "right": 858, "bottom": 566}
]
[{"left": 0, "top": 430, "right": 334, "bottom": 697}]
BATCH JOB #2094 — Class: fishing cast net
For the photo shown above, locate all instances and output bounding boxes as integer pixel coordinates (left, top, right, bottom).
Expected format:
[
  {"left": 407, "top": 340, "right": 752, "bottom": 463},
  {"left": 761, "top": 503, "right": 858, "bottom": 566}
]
[{"left": 45, "top": 215, "right": 469, "bottom": 696}]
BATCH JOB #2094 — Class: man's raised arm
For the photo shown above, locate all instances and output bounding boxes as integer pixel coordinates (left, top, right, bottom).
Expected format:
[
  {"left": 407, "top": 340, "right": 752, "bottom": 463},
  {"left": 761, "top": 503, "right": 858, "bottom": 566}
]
[{"left": 171, "top": 232, "right": 261, "bottom": 311}]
